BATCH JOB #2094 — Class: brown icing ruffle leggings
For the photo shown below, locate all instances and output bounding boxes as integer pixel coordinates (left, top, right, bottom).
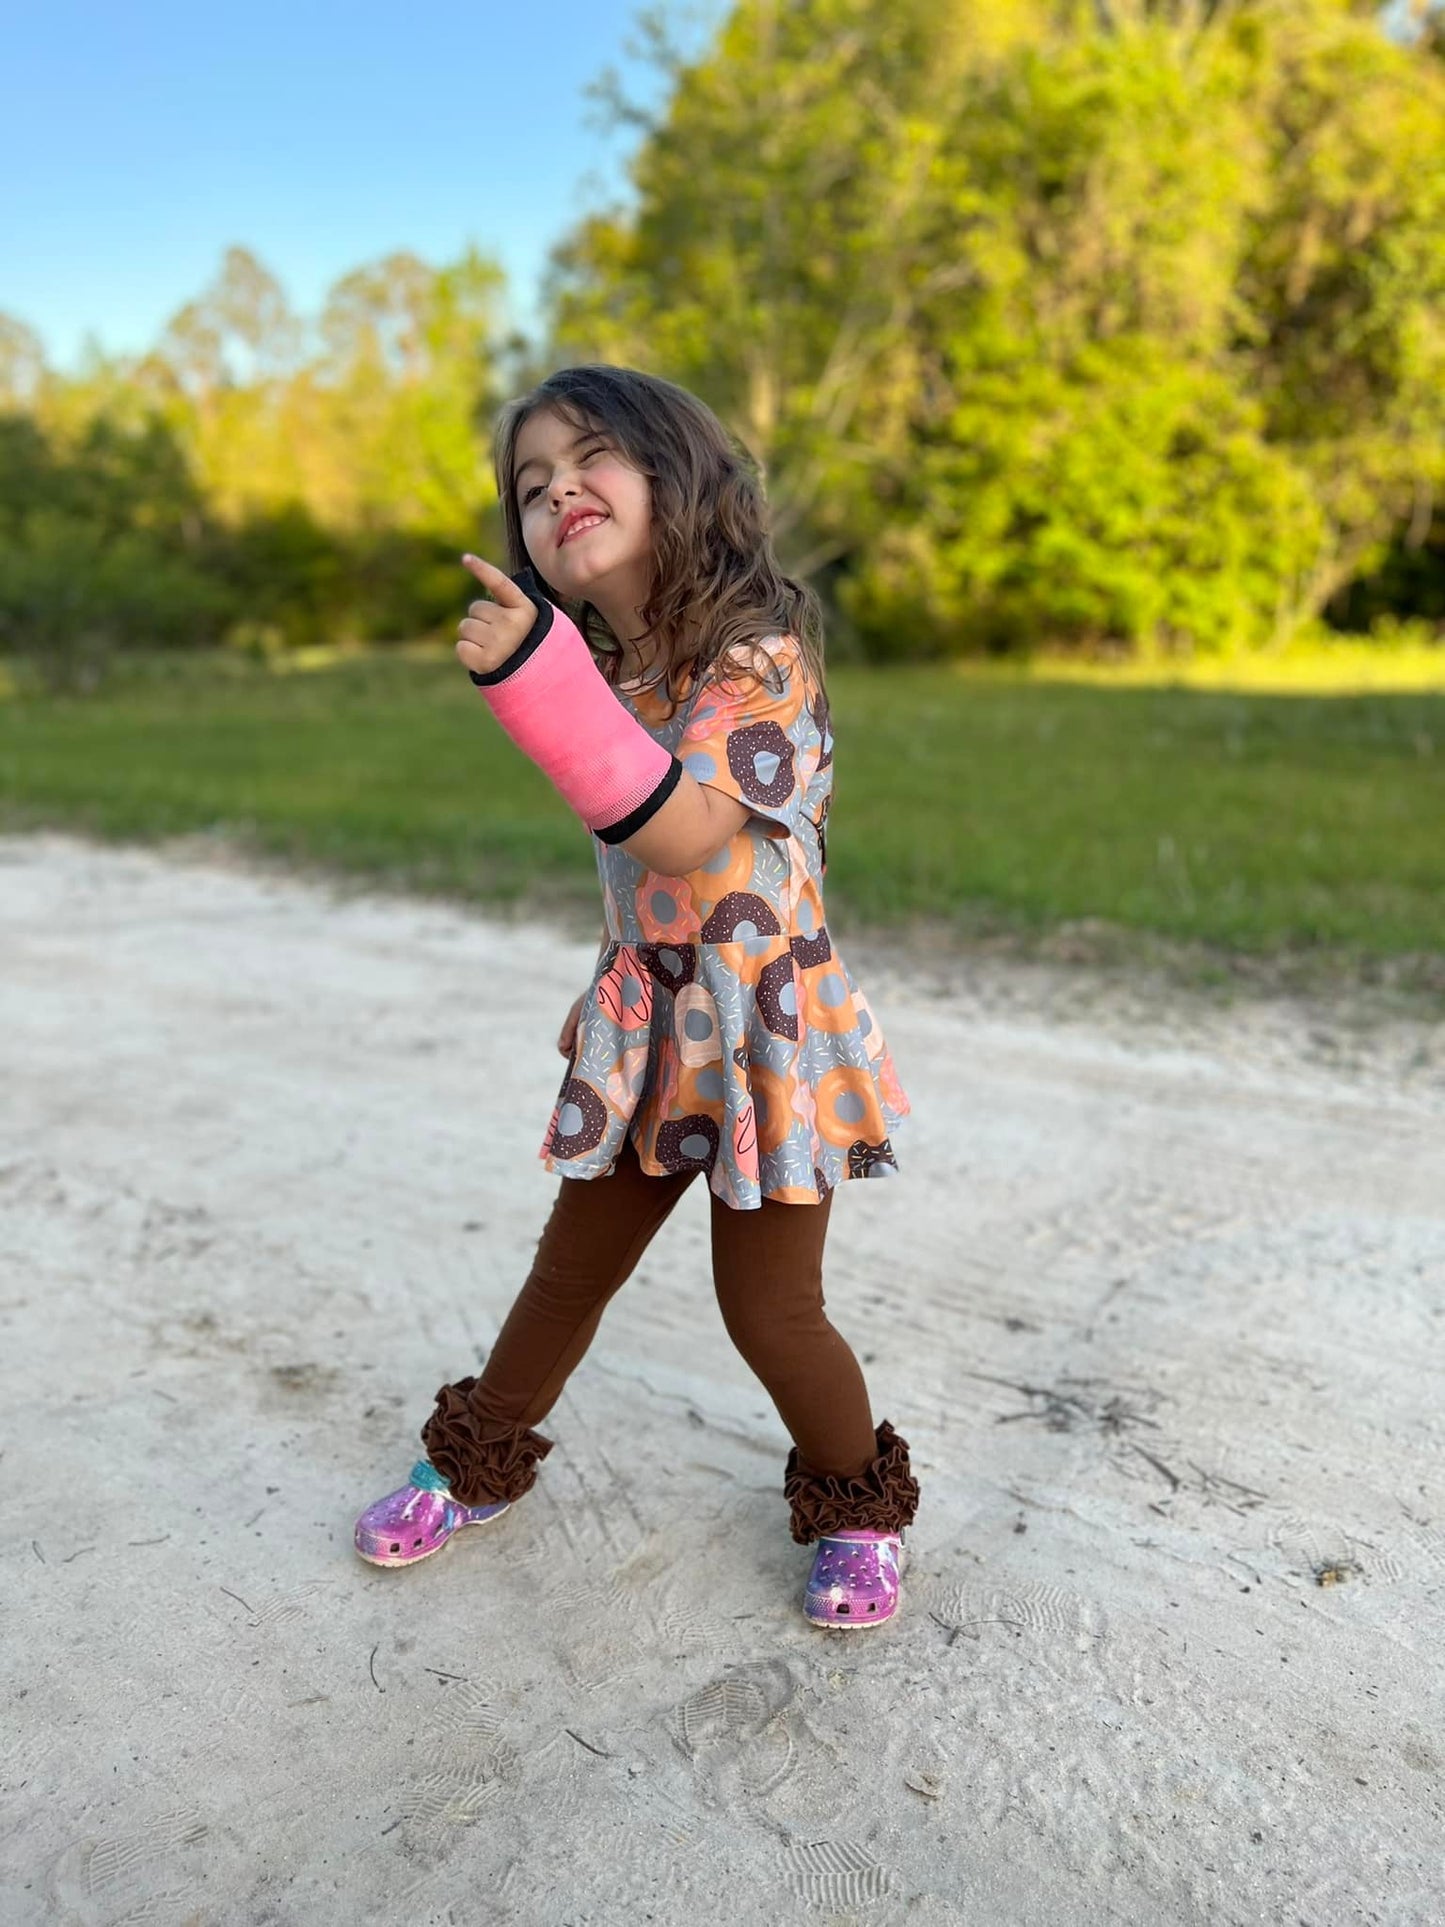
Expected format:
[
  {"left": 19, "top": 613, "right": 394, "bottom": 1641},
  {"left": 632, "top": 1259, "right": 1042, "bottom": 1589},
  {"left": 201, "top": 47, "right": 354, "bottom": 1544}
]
[{"left": 419, "top": 1132, "right": 920, "bottom": 1545}]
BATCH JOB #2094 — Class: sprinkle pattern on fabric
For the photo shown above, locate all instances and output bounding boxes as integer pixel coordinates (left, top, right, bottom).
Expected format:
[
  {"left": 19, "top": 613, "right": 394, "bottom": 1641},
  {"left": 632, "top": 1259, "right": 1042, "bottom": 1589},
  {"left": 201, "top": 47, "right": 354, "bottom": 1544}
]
[{"left": 540, "top": 633, "right": 910, "bottom": 1207}]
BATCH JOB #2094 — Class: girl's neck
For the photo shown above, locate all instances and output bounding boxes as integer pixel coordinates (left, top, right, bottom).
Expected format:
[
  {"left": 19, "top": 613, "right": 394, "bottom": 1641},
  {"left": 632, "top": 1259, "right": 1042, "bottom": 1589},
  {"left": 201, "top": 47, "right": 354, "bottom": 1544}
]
[
  {"left": 615, "top": 613, "right": 691, "bottom": 689},
  {"left": 592, "top": 588, "right": 698, "bottom": 690},
  {"left": 619, "top": 644, "right": 664, "bottom": 686}
]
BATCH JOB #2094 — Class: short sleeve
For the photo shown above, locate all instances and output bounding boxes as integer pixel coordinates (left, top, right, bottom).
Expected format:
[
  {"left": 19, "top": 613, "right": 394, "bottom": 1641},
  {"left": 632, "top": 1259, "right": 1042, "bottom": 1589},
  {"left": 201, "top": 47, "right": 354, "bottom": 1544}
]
[{"left": 677, "top": 635, "right": 824, "bottom": 841}]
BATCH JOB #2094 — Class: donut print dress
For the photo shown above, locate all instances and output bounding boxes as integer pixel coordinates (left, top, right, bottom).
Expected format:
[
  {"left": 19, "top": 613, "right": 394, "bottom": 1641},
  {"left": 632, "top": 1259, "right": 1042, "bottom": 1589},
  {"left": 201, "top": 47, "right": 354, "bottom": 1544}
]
[{"left": 539, "top": 632, "right": 911, "bottom": 1208}]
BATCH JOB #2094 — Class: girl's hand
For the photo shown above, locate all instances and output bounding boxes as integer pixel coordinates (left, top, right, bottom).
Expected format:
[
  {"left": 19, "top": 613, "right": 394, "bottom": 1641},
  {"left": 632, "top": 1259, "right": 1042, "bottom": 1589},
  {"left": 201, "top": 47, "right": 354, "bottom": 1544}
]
[
  {"left": 558, "top": 991, "right": 586, "bottom": 1058},
  {"left": 456, "top": 554, "right": 538, "bottom": 677}
]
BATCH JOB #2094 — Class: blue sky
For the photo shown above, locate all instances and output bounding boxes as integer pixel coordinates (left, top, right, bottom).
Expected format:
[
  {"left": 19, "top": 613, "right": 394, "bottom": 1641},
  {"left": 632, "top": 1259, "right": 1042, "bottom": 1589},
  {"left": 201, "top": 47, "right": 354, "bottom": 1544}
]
[{"left": 1, "top": 1, "right": 722, "bottom": 371}]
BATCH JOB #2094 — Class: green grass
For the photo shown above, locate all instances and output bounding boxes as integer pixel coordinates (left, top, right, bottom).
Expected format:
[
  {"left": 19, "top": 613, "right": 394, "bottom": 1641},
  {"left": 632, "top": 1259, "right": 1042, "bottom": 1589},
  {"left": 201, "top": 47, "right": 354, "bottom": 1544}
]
[{"left": 1, "top": 651, "right": 1440, "bottom": 973}]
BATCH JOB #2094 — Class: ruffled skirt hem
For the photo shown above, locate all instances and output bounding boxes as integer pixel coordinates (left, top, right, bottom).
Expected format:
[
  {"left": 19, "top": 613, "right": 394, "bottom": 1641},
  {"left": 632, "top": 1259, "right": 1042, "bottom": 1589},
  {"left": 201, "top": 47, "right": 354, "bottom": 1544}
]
[{"left": 539, "top": 1108, "right": 908, "bottom": 1208}]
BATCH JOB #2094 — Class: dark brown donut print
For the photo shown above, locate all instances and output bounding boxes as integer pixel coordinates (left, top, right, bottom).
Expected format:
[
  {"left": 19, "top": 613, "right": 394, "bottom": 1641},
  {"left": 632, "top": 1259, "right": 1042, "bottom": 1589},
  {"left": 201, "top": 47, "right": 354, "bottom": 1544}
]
[
  {"left": 638, "top": 942, "right": 696, "bottom": 992},
  {"left": 755, "top": 952, "right": 799, "bottom": 1041},
  {"left": 699, "top": 891, "right": 782, "bottom": 943},
  {"left": 656, "top": 1114, "right": 720, "bottom": 1174},
  {"left": 790, "top": 926, "right": 832, "bottom": 969},
  {"left": 846, "top": 1137, "right": 896, "bottom": 1180},
  {"left": 726, "top": 720, "right": 795, "bottom": 809},
  {"left": 809, "top": 689, "right": 833, "bottom": 772},
  {"left": 547, "top": 1078, "right": 609, "bottom": 1158}
]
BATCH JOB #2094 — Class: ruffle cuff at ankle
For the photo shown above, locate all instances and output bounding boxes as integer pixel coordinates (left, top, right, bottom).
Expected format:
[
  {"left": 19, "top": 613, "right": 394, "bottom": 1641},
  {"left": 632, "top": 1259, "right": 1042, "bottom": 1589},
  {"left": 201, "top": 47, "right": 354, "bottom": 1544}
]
[
  {"left": 783, "top": 1418, "right": 920, "bottom": 1546},
  {"left": 419, "top": 1375, "right": 554, "bottom": 1507}
]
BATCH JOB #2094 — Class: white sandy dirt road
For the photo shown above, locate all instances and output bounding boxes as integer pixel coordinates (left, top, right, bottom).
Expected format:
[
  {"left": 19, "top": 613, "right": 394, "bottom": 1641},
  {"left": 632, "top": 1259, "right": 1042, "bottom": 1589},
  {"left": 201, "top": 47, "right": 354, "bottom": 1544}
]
[{"left": 3, "top": 832, "right": 1443, "bottom": 1926}]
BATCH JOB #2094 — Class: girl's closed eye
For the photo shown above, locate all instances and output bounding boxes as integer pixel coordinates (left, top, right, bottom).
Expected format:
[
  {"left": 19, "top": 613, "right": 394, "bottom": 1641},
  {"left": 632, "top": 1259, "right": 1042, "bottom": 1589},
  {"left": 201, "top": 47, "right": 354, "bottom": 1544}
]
[{"left": 519, "top": 442, "right": 612, "bottom": 507}]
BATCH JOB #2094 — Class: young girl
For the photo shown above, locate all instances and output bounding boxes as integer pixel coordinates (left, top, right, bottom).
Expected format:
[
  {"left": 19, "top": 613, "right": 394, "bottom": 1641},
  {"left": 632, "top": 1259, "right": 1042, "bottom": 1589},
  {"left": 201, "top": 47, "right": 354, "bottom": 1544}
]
[{"left": 354, "top": 364, "right": 920, "bottom": 1629}]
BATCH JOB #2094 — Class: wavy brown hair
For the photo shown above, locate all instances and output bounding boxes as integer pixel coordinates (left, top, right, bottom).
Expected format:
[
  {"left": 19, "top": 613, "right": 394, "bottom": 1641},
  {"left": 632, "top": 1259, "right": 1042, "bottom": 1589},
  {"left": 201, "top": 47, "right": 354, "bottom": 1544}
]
[{"left": 493, "top": 364, "right": 827, "bottom": 718}]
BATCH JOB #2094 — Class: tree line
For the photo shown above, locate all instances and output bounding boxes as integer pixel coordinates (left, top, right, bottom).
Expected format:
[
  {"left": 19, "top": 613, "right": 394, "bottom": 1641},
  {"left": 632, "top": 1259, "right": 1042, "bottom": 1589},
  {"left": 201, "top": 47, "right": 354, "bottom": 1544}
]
[{"left": 2, "top": 0, "right": 1443, "bottom": 688}]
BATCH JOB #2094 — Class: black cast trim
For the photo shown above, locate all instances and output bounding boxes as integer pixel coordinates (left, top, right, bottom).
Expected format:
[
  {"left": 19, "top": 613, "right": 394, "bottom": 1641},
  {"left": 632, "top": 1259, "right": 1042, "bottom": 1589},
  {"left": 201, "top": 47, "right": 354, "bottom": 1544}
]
[
  {"left": 467, "top": 566, "right": 555, "bottom": 687},
  {"left": 593, "top": 756, "right": 684, "bottom": 845}
]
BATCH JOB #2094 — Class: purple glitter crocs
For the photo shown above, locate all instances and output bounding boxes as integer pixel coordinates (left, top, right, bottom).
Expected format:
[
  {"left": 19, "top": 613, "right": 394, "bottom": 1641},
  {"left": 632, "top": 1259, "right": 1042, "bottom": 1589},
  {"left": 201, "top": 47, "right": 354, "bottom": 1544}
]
[
  {"left": 354, "top": 1459, "right": 512, "bottom": 1568},
  {"left": 803, "top": 1527, "right": 904, "bottom": 1629}
]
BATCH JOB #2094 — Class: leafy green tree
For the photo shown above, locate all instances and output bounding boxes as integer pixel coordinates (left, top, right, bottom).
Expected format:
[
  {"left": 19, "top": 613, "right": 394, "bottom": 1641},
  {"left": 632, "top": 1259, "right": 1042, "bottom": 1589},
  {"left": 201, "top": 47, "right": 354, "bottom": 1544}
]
[
  {"left": 5, "top": 2, "right": 1442, "bottom": 675},
  {"left": 547, "top": 0, "right": 1445, "bottom": 656},
  {"left": 310, "top": 245, "right": 505, "bottom": 538},
  {"left": 0, "top": 241, "right": 510, "bottom": 669},
  {"left": 1232, "top": 0, "right": 1445, "bottom": 618},
  {"left": 0, "top": 390, "right": 228, "bottom": 688},
  {"left": 0, "top": 315, "right": 45, "bottom": 407}
]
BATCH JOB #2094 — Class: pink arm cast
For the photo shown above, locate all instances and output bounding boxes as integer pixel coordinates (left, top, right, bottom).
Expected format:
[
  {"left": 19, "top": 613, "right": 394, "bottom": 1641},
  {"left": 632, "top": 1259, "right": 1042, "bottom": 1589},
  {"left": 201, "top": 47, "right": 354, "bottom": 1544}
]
[{"left": 468, "top": 572, "right": 682, "bottom": 844}]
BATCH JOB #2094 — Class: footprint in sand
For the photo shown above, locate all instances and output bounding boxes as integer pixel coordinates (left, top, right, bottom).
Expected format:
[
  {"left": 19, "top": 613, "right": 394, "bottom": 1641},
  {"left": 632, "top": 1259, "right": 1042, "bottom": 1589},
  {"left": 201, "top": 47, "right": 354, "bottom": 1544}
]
[
  {"left": 1265, "top": 1505, "right": 1445, "bottom": 1589},
  {"left": 400, "top": 1681, "right": 523, "bottom": 1829},
  {"left": 545, "top": 1576, "right": 654, "bottom": 1695},
  {"left": 401, "top": 1675, "right": 590, "bottom": 1836},
  {"left": 230, "top": 1577, "right": 334, "bottom": 1631},
  {"left": 671, "top": 1658, "right": 803, "bottom": 1801},
  {"left": 46, "top": 1806, "right": 208, "bottom": 1925},
  {"left": 922, "top": 1573, "right": 1110, "bottom": 1656},
  {"left": 430, "top": 1677, "right": 512, "bottom": 1742},
  {"left": 1400, "top": 1515, "right": 1445, "bottom": 1580},
  {"left": 548, "top": 1569, "right": 734, "bottom": 1693},
  {"left": 780, "top": 1835, "right": 904, "bottom": 1908},
  {"left": 653, "top": 1598, "right": 734, "bottom": 1657},
  {"left": 1265, "top": 1511, "right": 1376, "bottom": 1586},
  {"left": 399, "top": 1764, "right": 511, "bottom": 1826},
  {"left": 674, "top": 1658, "right": 794, "bottom": 1749}
]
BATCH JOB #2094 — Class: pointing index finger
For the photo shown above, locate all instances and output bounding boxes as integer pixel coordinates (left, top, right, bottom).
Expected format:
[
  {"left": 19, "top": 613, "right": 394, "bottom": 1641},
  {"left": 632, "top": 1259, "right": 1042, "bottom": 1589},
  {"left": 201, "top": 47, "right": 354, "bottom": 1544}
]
[{"left": 461, "top": 553, "right": 530, "bottom": 606}]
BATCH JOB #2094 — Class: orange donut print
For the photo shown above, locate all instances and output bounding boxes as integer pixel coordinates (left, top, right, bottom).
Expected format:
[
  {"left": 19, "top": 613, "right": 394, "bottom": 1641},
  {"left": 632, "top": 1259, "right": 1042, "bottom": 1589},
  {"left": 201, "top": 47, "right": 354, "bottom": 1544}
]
[
  {"left": 686, "top": 834, "right": 754, "bottom": 916},
  {"left": 638, "top": 873, "right": 702, "bottom": 944},
  {"left": 675, "top": 1054, "right": 725, "bottom": 1118},
  {"left": 815, "top": 1065, "right": 888, "bottom": 1149},
  {"left": 603, "top": 1039, "right": 650, "bottom": 1113},
  {"left": 630, "top": 1109, "right": 663, "bottom": 1171},
  {"left": 745, "top": 1060, "right": 794, "bottom": 1156},
  {"left": 799, "top": 961, "right": 857, "bottom": 1035}
]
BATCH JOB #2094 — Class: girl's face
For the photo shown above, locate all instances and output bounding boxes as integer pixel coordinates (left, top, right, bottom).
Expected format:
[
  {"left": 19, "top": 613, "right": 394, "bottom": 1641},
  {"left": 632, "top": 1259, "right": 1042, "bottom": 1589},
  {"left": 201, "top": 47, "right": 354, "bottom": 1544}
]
[{"left": 512, "top": 406, "right": 653, "bottom": 605}]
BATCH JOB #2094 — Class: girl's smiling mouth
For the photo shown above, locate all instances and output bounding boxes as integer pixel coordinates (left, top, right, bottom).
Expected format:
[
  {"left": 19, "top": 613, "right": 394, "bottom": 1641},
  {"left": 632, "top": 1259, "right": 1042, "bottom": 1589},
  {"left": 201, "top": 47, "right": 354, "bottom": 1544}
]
[{"left": 558, "top": 511, "right": 609, "bottom": 546}]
